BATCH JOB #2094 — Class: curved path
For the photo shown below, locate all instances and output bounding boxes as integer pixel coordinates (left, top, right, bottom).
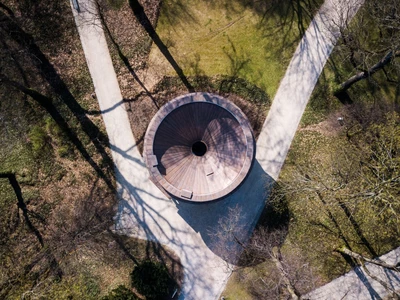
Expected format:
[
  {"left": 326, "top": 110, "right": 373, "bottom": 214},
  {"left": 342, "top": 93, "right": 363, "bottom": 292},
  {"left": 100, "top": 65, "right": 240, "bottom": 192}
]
[{"left": 70, "top": 0, "right": 369, "bottom": 299}]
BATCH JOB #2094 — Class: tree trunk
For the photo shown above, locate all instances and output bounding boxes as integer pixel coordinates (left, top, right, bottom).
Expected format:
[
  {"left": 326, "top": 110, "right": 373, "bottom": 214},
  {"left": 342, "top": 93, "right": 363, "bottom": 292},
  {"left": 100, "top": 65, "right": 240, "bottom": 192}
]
[
  {"left": 335, "top": 247, "right": 399, "bottom": 271},
  {"left": 336, "top": 247, "right": 400, "bottom": 297},
  {"left": 271, "top": 247, "right": 300, "bottom": 300},
  {"left": 359, "top": 259, "right": 400, "bottom": 297},
  {"left": 335, "top": 50, "right": 400, "bottom": 94}
]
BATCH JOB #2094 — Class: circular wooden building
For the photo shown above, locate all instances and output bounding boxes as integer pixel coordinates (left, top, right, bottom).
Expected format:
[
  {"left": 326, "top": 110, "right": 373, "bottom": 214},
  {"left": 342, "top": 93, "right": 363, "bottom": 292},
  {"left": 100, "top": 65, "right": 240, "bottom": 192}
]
[{"left": 143, "top": 93, "right": 254, "bottom": 202}]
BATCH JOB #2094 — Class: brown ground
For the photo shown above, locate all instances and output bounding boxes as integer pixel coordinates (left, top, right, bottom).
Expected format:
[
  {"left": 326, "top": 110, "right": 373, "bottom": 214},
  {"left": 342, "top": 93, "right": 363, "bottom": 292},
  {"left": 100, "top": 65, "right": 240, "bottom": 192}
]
[{"left": 0, "top": 0, "right": 183, "bottom": 297}]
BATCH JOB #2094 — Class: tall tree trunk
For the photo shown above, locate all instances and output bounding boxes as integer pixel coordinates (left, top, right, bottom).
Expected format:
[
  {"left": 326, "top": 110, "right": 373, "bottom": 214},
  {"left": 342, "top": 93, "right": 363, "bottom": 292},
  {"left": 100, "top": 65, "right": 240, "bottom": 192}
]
[
  {"left": 271, "top": 247, "right": 301, "bottom": 300},
  {"left": 335, "top": 50, "right": 400, "bottom": 94},
  {"left": 335, "top": 247, "right": 399, "bottom": 271},
  {"left": 336, "top": 247, "right": 400, "bottom": 297}
]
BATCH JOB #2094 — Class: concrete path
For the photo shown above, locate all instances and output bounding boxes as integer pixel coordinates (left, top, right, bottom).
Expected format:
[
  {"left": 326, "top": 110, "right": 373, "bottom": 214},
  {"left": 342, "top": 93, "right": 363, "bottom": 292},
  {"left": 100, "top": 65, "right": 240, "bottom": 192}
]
[
  {"left": 257, "top": 0, "right": 364, "bottom": 179},
  {"left": 70, "top": 0, "right": 376, "bottom": 299},
  {"left": 71, "top": 2, "right": 233, "bottom": 299},
  {"left": 306, "top": 247, "right": 400, "bottom": 299}
]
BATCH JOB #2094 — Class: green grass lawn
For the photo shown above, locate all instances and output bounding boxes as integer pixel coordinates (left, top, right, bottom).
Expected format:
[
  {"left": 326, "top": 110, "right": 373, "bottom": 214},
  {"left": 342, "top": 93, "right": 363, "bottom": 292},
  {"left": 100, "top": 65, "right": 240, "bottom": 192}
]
[{"left": 148, "top": 0, "right": 322, "bottom": 97}]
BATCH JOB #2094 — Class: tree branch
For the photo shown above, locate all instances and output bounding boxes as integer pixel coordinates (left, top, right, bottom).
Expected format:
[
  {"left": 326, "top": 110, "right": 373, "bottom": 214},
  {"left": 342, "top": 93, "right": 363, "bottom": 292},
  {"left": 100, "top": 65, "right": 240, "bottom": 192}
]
[
  {"left": 271, "top": 247, "right": 301, "bottom": 300},
  {"left": 335, "top": 247, "right": 400, "bottom": 271},
  {"left": 335, "top": 50, "right": 400, "bottom": 94},
  {"left": 359, "top": 259, "right": 400, "bottom": 297}
]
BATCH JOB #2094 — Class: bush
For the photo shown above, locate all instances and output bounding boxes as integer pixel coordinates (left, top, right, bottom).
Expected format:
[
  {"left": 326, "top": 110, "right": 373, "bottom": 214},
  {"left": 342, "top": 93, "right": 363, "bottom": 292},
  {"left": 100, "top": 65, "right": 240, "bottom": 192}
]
[
  {"left": 102, "top": 285, "right": 138, "bottom": 300},
  {"left": 130, "top": 261, "right": 173, "bottom": 299},
  {"left": 28, "top": 125, "right": 50, "bottom": 154},
  {"left": 84, "top": 274, "right": 101, "bottom": 297},
  {"left": 57, "top": 145, "right": 71, "bottom": 158},
  {"left": 46, "top": 117, "right": 75, "bottom": 159}
]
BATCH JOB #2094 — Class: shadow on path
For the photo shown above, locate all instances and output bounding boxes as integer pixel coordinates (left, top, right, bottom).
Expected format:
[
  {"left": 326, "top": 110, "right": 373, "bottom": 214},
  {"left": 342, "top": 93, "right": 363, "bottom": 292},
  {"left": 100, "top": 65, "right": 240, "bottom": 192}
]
[
  {"left": 113, "top": 161, "right": 210, "bottom": 295},
  {"left": 174, "top": 160, "right": 274, "bottom": 264},
  {"left": 96, "top": 3, "right": 160, "bottom": 109}
]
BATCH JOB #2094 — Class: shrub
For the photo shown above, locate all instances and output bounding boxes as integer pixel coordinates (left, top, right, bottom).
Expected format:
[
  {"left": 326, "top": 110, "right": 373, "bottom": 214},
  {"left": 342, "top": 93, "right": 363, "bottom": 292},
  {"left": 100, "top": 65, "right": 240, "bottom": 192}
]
[
  {"left": 57, "top": 145, "right": 71, "bottom": 158},
  {"left": 130, "top": 261, "right": 173, "bottom": 299},
  {"left": 102, "top": 285, "right": 138, "bottom": 300},
  {"left": 28, "top": 125, "right": 51, "bottom": 155}
]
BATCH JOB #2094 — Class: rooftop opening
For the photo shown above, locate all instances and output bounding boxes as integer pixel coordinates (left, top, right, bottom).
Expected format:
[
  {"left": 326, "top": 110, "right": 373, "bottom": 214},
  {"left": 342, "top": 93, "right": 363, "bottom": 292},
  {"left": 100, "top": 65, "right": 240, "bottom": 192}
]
[{"left": 192, "top": 141, "right": 207, "bottom": 156}]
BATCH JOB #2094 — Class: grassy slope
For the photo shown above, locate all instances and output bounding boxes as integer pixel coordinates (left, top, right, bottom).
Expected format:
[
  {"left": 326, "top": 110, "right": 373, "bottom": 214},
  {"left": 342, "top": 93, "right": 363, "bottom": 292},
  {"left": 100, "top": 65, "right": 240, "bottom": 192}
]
[
  {"left": 221, "top": 1, "right": 400, "bottom": 299},
  {"left": 148, "top": 0, "right": 314, "bottom": 97},
  {"left": 223, "top": 125, "right": 400, "bottom": 299},
  {"left": 301, "top": 1, "right": 400, "bottom": 128},
  {"left": 0, "top": 1, "right": 114, "bottom": 298}
]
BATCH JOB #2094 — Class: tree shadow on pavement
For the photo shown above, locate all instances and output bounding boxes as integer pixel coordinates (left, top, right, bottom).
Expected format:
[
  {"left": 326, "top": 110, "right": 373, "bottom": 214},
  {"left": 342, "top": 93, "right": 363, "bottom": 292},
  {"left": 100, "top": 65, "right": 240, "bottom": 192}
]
[
  {"left": 113, "top": 161, "right": 209, "bottom": 296},
  {"left": 96, "top": 3, "right": 160, "bottom": 109},
  {"left": 173, "top": 160, "right": 275, "bottom": 265}
]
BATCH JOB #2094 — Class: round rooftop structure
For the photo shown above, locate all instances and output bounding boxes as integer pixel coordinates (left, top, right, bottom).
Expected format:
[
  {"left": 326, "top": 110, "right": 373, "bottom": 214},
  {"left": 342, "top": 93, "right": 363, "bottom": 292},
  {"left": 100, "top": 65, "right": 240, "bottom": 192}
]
[{"left": 143, "top": 93, "right": 254, "bottom": 202}]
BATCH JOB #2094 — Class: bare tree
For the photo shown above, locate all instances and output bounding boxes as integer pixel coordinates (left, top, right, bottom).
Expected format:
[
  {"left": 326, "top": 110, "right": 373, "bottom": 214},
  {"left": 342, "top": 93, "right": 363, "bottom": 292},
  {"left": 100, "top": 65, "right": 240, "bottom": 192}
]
[
  {"left": 211, "top": 201, "right": 320, "bottom": 299},
  {"left": 247, "top": 227, "right": 301, "bottom": 300},
  {"left": 208, "top": 205, "right": 248, "bottom": 268},
  {"left": 332, "top": 0, "right": 400, "bottom": 94}
]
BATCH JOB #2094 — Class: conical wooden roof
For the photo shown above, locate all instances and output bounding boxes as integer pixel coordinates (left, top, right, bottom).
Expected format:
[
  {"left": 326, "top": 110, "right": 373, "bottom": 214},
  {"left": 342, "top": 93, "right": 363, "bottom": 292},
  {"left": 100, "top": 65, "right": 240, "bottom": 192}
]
[{"left": 144, "top": 93, "right": 254, "bottom": 202}]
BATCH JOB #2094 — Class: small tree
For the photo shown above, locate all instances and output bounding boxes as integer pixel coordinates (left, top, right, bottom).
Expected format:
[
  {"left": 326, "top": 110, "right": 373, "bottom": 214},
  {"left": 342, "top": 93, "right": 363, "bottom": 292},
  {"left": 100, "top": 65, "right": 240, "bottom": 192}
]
[
  {"left": 130, "top": 261, "right": 173, "bottom": 299},
  {"left": 102, "top": 285, "right": 138, "bottom": 300}
]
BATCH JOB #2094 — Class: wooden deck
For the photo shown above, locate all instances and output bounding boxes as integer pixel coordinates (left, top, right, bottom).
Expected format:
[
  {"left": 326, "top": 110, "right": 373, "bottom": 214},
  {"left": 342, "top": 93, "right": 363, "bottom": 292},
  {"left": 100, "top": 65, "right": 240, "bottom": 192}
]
[{"left": 143, "top": 93, "right": 254, "bottom": 202}]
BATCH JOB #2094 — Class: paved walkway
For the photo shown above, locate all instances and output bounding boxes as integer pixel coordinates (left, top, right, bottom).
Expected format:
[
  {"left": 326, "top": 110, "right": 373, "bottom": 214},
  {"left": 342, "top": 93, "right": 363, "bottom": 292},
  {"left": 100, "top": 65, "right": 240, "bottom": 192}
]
[
  {"left": 256, "top": 0, "right": 364, "bottom": 178},
  {"left": 71, "top": 2, "right": 232, "bottom": 299},
  {"left": 306, "top": 247, "right": 400, "bottom": 299},
  {"left": 69, "top": 0, "right": 379, "bottom": 299}
]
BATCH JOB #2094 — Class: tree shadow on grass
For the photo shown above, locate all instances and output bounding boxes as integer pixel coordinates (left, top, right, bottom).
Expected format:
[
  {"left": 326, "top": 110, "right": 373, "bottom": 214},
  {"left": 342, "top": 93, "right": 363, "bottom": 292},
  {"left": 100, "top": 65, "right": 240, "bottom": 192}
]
[
  {"left": 0, "top": 172, "right": 44, "bottom": 247},
  {"left": 250, "top": 0, "right": 323, "bottom": 69},
  {"left": 0, "top": 173, "right": 63, "bottom": 297},
  {"left": 155, "top": 0, "right": 199, "bottom": 28},
  {"left": 337, "top": 199, "right": 378, "bottom": 257},
  {"left": 222, "top": 36, "right": 251, "bottom": 79},
  {"left": 173, "top": 160, "right": 275, "bottom": 266},
  {"left": 257, "top": 0, "right": 320, "bottom": 41},
  {"left": 0, "top": 8, "right": 114, "bottom": 189},
  {"left": 128, "top": 0, "right": 194, "bottom": 93},
  {"left": 96, "top": 2, "right": 160, "bottom": 109},
  {"left": 2, "top": 77, "right": 114, "bottom": 190}
]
